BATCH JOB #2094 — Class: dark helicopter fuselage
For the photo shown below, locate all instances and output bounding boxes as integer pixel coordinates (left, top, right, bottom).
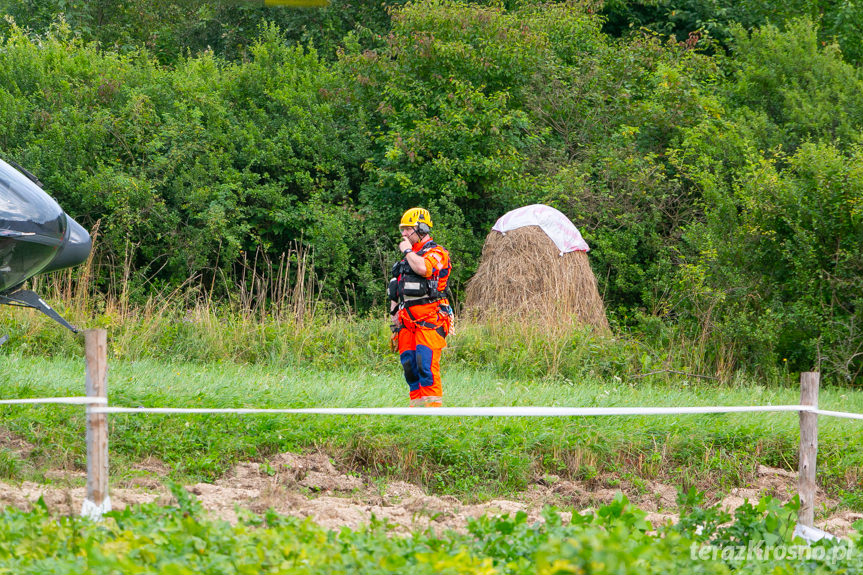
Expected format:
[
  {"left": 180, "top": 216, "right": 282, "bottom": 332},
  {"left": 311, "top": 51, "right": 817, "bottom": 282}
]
[{"left": 0, "top": 157, "right": 92, "bottom": 334}]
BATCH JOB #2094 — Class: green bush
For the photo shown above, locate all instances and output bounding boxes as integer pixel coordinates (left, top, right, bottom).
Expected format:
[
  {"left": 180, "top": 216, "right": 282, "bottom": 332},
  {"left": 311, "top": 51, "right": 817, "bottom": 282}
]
[
  {"left": 0, "top": 494, "right": 856, "bottom": 573},
  {"left": 601, "top": 0, "right": 863, "bottom": 66}
]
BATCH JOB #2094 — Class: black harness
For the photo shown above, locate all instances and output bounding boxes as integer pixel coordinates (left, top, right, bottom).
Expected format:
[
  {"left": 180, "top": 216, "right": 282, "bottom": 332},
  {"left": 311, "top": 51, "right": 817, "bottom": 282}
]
[{"left": 388, "top": 241, "right": 451, "bottom": 312}]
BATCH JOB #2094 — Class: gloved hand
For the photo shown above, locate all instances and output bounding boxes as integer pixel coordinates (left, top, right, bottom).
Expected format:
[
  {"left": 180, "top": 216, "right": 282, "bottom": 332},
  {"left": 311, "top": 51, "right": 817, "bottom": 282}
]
[
  {"left": 389, "top": 314, "right": 401, "bottom": 351},
  {"left": 389, "top": 327, "right": 399, "bottom": 352}
]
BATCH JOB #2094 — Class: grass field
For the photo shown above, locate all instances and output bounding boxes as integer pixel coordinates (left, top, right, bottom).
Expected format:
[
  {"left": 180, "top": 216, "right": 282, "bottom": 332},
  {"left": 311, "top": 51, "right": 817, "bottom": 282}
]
[{"left": 2, "top": 352, "right": 863, "bottom": 508}]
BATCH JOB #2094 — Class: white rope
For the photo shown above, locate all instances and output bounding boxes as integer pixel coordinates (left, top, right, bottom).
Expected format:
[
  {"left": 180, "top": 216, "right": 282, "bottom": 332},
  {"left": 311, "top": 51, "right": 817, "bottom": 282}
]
[
  {"left": 813, "top": 409, "right": 863, "bottom": 420},
  {"left": 0, "top": 397, "right": 107, "bottom": 406},
  {"left": 15, "top": 400, "right": 863, "bottom": 421},
  {"left": 92, "top": 404, "right": 808, "bottom": 416}
]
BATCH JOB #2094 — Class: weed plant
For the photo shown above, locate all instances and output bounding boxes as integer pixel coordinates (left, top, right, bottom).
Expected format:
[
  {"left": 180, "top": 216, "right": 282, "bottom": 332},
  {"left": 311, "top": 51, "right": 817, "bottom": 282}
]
[{"left": 0, "top": 490, "right": 857, "bottom": 574}]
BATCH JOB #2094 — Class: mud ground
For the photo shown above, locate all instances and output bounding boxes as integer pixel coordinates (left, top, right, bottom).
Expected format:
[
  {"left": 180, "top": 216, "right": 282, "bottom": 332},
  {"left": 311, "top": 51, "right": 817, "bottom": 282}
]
[{"left": 1, "top": 450, "right": 860, "bottom": 537}]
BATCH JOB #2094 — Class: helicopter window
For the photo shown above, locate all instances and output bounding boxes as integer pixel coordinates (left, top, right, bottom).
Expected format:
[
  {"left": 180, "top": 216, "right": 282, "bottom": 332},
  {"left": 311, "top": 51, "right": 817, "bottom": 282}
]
[{"left": 0, "top": 160, "right": 63, "bottom": 224}]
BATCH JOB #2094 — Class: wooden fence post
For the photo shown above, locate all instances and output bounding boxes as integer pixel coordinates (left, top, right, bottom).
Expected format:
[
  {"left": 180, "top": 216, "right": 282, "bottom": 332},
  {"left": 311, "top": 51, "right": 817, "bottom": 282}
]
[
  {"left": 81, "top": 328, "right": 111, "bottom": 520},
  {"left": 798, "top": 371, "right": 820, "bottom": 528}
]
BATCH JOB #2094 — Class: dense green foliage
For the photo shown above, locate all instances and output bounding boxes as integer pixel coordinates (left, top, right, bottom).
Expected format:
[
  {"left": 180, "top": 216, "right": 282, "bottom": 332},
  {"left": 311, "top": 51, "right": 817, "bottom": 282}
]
[
  {"left": 601, "top": 0, "right": 863, "bottom": 65},
  {"left": 0, "top": 493, "right": 857, "bottom": 573},
  {"left": 0, "top": 0, "right": 400, "bottom": 63},
  {"left": 1, "top": 1, "right": 862, "bottom": 382}
]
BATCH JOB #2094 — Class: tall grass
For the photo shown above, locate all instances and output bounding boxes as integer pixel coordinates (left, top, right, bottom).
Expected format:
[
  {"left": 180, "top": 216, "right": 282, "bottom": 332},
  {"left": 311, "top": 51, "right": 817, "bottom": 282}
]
[
  {"left": 2, "top": 238, "right": 798, "bottom": 387},
  {"left": 3, "top": 298, "right": 794, "bottom": 386}
]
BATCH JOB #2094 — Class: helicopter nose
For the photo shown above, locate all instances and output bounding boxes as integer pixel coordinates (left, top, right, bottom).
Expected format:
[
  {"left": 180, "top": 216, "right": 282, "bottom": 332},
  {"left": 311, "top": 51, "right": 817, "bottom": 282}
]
[{"left": 40, "top": 216, "right": 92, "bottom": 274}]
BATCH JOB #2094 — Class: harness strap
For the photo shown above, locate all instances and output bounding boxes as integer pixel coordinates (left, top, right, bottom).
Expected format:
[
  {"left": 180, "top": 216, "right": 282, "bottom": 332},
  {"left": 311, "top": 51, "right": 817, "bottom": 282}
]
[
  {"left": 415, "top": 241, "right": 437, "bottom": 256},
  {"left": 403, "top": 295, "right": 445, "bottom": 308},
  {"left": 416, "top": 320, "right": 447, "bottom": 338}
]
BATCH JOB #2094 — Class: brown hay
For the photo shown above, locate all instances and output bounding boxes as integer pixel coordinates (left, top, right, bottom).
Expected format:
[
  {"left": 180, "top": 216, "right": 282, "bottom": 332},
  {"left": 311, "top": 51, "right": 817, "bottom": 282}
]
[{"left": 463, "top": 226, "right": 609, "bottom": 332}]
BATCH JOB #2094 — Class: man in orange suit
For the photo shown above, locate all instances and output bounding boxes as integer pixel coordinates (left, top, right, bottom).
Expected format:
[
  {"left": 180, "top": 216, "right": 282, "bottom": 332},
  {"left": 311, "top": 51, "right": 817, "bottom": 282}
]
[{"left": 388, "top": 208, "right": 453, "bottom": 407}]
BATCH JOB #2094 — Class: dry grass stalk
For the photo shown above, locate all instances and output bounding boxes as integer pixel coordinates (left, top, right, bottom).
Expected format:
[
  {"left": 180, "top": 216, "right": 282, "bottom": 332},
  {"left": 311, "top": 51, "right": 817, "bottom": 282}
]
[
  {"left": 464, "top": 226, "right": 609, "bottom": 333},
  {"left": 235, "top": 241, "right": 318, "bottom": 325}
]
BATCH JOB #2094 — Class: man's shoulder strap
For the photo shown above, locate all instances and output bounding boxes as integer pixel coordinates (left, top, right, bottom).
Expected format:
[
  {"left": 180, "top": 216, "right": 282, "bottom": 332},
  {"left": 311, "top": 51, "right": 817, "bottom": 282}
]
[{"left": 416, "top": 240, "right": 438, "bottom": 256}]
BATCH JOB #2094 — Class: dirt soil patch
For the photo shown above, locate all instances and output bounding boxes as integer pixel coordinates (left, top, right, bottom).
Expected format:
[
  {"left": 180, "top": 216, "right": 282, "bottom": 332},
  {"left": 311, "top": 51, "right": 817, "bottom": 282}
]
[
  {"left": 0, "top": 453, "right": 858, "bottom": 536},
  {"left": 0, "top": 429, "right": 37, "bottom": 459}
]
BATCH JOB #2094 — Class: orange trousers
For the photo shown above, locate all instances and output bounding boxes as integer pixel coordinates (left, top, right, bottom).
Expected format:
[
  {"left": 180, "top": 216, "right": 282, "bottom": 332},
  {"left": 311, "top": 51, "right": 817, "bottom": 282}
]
[{"left": 397, "top": 307, "right": 449, "bottom": 407}]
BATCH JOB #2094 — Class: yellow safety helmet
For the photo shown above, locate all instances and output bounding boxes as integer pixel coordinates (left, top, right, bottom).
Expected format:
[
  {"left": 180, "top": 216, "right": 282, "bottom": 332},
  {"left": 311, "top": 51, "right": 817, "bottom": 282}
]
[{"left": 399, "top": 208, "right": 433, "bottom": 234}]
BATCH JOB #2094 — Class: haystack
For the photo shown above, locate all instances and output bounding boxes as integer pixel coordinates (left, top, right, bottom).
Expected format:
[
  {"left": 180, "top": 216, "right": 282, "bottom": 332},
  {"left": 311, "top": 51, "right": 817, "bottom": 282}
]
[{"left": 464, "top": 205, "right": 609, "bottom": 332}]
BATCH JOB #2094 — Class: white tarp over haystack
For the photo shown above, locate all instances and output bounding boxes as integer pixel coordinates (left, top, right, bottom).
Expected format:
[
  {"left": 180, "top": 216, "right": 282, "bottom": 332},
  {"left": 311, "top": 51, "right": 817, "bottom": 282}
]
[{"left": 491, "top": 204, "right": 589, "bottom": 255}]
